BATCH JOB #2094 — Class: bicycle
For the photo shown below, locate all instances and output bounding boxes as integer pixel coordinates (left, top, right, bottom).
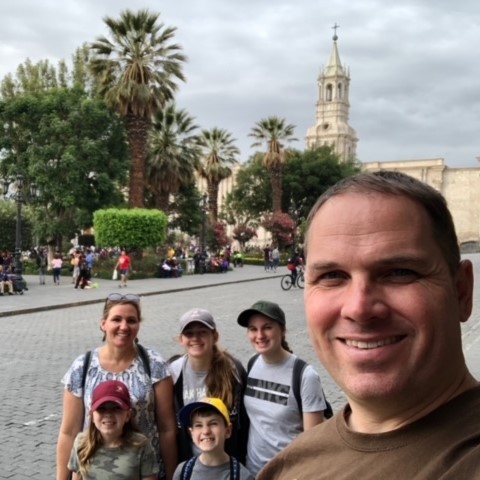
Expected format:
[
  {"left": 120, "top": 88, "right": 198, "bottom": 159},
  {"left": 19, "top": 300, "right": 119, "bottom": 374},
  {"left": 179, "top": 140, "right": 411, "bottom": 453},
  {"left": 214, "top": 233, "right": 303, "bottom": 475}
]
[{"left": 280, "top": 267, "right": 305, "bottom": 290}]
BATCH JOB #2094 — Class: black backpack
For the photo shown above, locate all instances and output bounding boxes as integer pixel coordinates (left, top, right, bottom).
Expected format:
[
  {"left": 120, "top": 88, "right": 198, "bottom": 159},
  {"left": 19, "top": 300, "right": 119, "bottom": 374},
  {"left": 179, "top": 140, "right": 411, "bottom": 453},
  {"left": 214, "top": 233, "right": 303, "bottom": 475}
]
[
  {"left": 247, "top": 354, "right": 333, "bottom": 419},
  {"left": 180, "top": 455, "right": 240, "bottom": 480}
]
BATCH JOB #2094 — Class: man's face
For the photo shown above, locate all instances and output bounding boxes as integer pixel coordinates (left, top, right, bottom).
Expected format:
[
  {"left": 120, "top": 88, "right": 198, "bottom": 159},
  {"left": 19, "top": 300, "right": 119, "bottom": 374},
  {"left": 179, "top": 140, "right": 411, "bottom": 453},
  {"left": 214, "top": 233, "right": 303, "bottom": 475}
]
[{"left": 304, "top": 193, "right": 473, "bottom": 408}]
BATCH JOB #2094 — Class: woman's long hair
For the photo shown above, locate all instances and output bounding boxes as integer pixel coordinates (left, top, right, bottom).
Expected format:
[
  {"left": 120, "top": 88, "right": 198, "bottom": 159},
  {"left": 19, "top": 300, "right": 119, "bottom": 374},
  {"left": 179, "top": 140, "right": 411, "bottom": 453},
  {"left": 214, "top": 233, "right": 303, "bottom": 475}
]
[
  {"left": 205, "top": 344, "right": 238, "bottom": 409},
  {"left": 76, "top": 413, "right": 146, "bottom": 478}
]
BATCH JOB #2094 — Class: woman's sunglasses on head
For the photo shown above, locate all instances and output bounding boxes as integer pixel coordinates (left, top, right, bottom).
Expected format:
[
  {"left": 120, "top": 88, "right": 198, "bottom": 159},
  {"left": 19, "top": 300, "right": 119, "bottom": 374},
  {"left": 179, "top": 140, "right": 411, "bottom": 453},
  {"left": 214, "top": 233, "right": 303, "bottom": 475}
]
[{"left": 106, "top": 293, "right": 141, "bottom": 303}]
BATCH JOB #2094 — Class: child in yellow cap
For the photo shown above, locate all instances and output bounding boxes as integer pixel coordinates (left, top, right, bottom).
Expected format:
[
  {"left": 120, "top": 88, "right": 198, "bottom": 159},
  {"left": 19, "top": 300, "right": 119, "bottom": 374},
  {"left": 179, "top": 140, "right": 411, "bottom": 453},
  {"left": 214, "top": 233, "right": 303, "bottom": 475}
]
[{"left": 173, "top": 397, "right": 254, "bottom": 480}]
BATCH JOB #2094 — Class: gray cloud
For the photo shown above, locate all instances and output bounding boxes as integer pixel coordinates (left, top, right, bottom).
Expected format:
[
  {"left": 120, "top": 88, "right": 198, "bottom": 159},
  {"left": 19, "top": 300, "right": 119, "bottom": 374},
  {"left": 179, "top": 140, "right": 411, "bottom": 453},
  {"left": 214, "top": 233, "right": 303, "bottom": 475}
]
[{"left": 1, "top": 0, "right": 479, "bottom": 167}]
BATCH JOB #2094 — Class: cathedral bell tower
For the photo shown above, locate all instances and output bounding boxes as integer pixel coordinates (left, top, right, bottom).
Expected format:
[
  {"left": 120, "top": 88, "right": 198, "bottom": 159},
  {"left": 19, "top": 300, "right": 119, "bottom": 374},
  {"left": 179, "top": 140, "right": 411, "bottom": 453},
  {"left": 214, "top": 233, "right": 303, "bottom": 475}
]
[{"left": 306, "top": 25, "right": 358, "bottom": 161}]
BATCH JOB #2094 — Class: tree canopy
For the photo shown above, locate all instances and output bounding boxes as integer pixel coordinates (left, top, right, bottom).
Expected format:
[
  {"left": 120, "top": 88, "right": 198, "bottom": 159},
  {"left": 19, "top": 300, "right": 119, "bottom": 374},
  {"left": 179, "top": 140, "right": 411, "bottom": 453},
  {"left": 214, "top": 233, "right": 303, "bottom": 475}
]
[{"left": 0, "top": 87, "right": 129, "bottom": 249}]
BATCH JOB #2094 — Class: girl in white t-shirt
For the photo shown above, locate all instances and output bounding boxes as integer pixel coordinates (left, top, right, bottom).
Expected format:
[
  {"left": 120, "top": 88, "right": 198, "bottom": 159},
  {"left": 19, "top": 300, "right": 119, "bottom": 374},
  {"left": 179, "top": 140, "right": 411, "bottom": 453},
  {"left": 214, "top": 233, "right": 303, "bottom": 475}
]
[{"left": 237, "top": 300, "right": 327, "bottom": 476}]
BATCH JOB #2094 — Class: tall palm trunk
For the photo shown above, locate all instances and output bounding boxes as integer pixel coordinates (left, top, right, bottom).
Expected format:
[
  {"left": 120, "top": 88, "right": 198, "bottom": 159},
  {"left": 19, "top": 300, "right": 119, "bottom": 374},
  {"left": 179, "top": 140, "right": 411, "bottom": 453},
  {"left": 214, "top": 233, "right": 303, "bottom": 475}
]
[
  {"left": 270, "top": 164, "right": 283, "bottom": 213},
  {"left": 207, "top": 180, "right": 219, "bottom": 224},
  {"left": 126, "top": 114, "right": 150, "bottom": 208}
]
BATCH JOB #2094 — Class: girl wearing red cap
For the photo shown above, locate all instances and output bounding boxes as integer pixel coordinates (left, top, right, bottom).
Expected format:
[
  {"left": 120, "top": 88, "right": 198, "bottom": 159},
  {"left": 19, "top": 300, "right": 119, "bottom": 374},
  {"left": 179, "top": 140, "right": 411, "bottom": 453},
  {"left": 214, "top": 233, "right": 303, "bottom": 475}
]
[{"left": 68, "top": 380, "right": 158, "bottom": 479}]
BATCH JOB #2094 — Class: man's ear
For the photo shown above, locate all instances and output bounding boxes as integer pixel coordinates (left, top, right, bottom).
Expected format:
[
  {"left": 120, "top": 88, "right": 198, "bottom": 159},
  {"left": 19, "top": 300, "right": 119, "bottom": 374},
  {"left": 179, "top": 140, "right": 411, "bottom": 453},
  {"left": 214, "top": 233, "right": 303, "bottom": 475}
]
[
  {"left": 456, "top": 260, "right": 474, "bottom": 323},
  {"left": 225, "top": 422, "right": 233, "bottom": 439}
]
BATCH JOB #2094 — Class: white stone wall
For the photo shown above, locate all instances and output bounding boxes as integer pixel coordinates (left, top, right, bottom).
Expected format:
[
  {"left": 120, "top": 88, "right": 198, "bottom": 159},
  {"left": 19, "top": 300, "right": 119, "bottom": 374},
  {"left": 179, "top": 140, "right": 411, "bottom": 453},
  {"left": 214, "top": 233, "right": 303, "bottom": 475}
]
[{"left": 363, "top": 159, "right": 480, "bottom": 245}]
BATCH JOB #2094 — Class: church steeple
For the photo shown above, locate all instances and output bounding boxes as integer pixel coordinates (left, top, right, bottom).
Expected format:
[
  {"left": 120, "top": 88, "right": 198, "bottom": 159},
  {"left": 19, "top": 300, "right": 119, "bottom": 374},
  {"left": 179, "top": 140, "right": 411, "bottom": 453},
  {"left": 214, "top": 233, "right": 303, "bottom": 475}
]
[{"left": 306, "top": 25, "right": 358, "bottom": 162}]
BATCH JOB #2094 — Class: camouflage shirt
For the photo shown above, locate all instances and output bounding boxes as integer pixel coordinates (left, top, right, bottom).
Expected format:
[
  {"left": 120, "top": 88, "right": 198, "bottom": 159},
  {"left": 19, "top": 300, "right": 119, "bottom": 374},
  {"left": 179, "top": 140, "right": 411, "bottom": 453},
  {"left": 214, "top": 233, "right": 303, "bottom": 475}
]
[{"left": 68, "top": 432, "right": 159, "bottom": 479}]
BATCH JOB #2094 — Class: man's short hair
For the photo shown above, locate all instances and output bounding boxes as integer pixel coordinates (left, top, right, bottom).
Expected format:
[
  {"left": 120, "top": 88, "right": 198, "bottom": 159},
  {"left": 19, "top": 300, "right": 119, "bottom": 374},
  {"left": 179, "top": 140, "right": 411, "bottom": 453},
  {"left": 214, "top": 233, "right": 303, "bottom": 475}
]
[{"left": 305, "top": 171, "right": 460, "bottom": 274}]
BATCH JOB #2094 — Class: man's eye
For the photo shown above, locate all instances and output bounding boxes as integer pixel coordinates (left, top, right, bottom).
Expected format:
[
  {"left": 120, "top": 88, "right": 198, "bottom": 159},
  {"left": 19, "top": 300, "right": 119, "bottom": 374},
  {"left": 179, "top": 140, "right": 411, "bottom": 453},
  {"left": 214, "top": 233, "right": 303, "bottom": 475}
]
[
  {"left": 384, "top": 269, "right": 419, "bottom": 282},
  {"left": 315, "top": 271, "right": 347, "bottom": 285}
]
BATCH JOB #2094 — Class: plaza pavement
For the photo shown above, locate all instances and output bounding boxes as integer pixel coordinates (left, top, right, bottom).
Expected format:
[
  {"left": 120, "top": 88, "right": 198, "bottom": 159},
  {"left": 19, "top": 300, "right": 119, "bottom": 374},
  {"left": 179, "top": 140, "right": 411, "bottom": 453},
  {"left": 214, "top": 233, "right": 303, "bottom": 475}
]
[{"left": 1, "top": 256, "right": 479, "bottom": 479}]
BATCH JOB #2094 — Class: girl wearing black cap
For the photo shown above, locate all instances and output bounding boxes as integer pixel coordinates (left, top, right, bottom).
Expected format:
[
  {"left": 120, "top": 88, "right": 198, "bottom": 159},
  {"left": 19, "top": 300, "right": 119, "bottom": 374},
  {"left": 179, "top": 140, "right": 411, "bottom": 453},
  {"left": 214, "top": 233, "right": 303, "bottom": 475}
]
[
  {"left": 237, "top": 300, "right": 327, "bottom": 476},
  {"left": 169, "top": 308, "right": 249, "bottom": 465}
]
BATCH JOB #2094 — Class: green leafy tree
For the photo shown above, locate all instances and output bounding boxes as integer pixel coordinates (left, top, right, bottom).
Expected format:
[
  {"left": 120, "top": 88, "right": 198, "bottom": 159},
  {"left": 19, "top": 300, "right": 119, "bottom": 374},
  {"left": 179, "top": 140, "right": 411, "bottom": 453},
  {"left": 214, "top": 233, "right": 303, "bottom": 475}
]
[
  {"left": 90, "top": 9, "right": 187, "bottom": 208},
  {"left": 146, "top": 104, "right": 200, "bottom": 211},
  {"left": 0, "top": 201, "right": 33, "bottom": 251},
  {"left": 283, "top": 146, "right": 361, "bottom": 222},
  {"left": 169, "top": 182, "right": 204, "bottom": 237},
  {"left": 197, "top": 128, "right": 239, "bottom": 224},
  {"left": 224, "top": 146, "right": 360, "bottom": 229},
  {"left": 0, "top": 88, "right": 129, "bottom": 250},
  {"left": 94, "top": 208, "right": 168, "bottom": 249},
  {"left": 249, "top": 116, "right": 297, "bottom": 213},
  {"left": 222, "top": 153, "right": 271, "bottom": 225},
  {"left": 0, "top": 58, "right": 60, "bottom": 98}
]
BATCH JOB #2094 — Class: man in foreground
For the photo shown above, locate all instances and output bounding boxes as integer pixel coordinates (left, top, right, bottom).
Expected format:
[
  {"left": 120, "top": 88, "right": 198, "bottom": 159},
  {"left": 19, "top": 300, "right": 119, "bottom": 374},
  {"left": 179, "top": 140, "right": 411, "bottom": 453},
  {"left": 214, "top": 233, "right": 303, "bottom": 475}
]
[{"left": 258, "top": 171, "right": 480, "bottom": 479}]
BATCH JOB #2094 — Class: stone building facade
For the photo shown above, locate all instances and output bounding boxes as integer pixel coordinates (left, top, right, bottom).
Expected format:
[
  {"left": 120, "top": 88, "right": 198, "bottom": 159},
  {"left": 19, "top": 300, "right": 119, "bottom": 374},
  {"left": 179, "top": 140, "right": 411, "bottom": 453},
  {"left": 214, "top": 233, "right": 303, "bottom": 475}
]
[
  {"left": 362, "top": 159, "right": 480, "bottom": 248},
  {"left": 306, "top": 33, "right": 480, "bottom": 249},
  {"left": 210, "top": 32, "right": 480, "bottom": 250}
]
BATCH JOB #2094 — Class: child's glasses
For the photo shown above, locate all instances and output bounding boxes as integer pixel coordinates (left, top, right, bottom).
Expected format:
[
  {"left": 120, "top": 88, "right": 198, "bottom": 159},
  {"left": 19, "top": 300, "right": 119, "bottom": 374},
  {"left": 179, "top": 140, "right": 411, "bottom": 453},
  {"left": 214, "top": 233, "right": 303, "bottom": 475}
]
[{"left": 106, "top": 293, "right": 141, "bottom": 303}]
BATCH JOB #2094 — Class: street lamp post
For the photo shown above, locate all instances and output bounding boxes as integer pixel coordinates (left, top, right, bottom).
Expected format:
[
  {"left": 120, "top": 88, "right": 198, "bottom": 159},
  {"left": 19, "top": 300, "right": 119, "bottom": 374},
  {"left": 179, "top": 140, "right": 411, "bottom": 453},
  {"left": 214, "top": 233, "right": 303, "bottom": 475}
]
[
  {"left": 1, "top": 174, "right": 38, "bottom": 277},
  {"left": 200, "top": 193, "right": 208, "bottom": 253}
]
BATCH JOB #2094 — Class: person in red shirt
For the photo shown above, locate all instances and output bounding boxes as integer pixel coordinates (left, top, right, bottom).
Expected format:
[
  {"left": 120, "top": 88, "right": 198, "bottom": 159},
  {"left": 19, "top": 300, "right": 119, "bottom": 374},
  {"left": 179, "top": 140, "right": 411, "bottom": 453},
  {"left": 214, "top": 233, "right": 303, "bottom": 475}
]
[{"left": 115, "top": 250, "right": 132, "bottom": 288}]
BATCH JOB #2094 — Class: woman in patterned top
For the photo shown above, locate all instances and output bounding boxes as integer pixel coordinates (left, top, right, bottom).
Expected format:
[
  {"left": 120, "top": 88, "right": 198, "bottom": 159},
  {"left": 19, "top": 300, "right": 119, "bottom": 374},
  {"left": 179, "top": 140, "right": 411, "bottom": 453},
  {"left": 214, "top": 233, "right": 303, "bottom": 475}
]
[{"left": 57, "top": 293, "right": 177, "bottom": 480}]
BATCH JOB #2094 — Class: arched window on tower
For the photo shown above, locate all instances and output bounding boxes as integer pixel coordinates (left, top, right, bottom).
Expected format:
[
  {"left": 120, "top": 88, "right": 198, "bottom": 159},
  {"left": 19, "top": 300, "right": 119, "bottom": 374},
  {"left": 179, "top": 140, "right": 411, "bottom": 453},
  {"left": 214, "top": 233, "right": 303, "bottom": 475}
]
[
  {"left": 337, "top": 83, "right": 342, "bottom": 99},
  {"left": 326, "top": 84, "right": 333, "bottom": 101}
]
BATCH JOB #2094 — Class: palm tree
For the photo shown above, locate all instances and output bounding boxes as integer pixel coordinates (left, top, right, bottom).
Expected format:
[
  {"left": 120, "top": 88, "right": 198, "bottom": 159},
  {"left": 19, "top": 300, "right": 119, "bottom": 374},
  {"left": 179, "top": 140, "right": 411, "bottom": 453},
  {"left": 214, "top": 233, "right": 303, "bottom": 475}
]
[
  {"left": 90, "top": 9, "right": 186, "bottom": 207},
  {"left": 249, "top": 116, "right": 297, "bottom": 212},
  {"left": 147, "top": 104, "right": 200, "bottom": 211},
  {"left": 197, "top": 128, "right": 240, "bottom": 223}
]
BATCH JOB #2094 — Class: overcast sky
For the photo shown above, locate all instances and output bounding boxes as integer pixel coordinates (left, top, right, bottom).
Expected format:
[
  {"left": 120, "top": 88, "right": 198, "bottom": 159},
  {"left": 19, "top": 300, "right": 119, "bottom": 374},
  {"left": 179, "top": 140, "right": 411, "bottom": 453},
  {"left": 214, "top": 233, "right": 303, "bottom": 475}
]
[{"left": 1, "top": 1, "right": 479, "bottom": 167}]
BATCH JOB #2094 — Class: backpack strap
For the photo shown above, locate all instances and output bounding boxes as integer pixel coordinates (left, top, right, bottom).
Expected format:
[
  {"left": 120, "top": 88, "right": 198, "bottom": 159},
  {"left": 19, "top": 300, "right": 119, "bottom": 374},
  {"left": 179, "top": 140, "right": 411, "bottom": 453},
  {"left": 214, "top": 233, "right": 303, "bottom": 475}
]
[
  {"left": 248, "top": 353, "right": 334, "bottom": 419},
  {"left": 136, "top": 343, "right": 151, "bottom": 377},
  {"left": 81, "top": 350, "right": 92, "bottom": 391},
  {"left": 247, "top": 353, "right": 260, "bottom": 373},
  {"left": 180, "top": 456, "right": 197, "bottom": 480},
  {"left": 292, "top": 357, "right": 308, "bottom": 415},
  {"left": 81, "top": 345, "right": 151, "bottom": 391},
  {"left": 292, "top": 357, "right": 334, "bottom": 419},
  {"left": 230, "top": 455, "right": 240, "bottom": 480}
]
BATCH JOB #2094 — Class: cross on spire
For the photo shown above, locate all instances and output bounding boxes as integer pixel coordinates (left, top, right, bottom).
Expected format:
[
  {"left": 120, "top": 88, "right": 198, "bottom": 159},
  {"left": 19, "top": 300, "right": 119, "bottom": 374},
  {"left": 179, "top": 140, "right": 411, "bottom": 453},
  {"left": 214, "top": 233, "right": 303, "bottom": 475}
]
[{"left": 332, "top": 22, "right": 340, "bottom": 41}]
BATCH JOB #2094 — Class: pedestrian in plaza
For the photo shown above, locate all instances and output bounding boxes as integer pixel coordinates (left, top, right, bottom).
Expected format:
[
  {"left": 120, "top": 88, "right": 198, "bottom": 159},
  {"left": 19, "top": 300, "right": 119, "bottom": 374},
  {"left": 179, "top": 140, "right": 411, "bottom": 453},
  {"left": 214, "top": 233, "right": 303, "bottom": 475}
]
[
  {"left": 0, "top": 265, "right": 14, "bottom": 295},
  {"left": 258, "top": 171, "right": 480, "bottom": 479},
  {"left": 263, "top": 245, "right": 272, "bottom": 271},
  {"left": 271, "top": 246, "right": 280, "bottom": 272},
  {"left": 237, "top": 300, "right": 327, "bottom": 477},
  {"left": 71, "top": 251, "right": 80, "bottom": 285},
  {"left": 169, "top": 308, "right": 249, "bottom": 464},
  {"left": 173, "top": 397, "right": 255, "bottom": 480},
  {"left": 74, "top": 254, "right": 90, "bottom": 289},
  {"left": 57, "top": 293, "right": 177, "bottom": 480},
  {"left": 51, "top": 253, "right": 63, "bottom": 285},
  {"left": 68, "top": 380, "right": 158, "bottom": 480},
  {"left": 36, "top": 249, "right": 48, "bottom": 285},
  {"left": 115, "top": 249, "right": 132, "bottom": 288}
]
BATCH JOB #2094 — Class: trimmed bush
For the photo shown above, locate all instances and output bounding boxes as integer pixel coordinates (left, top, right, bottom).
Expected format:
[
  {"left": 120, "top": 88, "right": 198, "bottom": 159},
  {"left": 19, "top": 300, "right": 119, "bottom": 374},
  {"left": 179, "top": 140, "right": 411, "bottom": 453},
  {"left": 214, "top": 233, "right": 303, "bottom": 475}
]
[{"left": 93, "top": 208, "right": 168, "bottom": 250}]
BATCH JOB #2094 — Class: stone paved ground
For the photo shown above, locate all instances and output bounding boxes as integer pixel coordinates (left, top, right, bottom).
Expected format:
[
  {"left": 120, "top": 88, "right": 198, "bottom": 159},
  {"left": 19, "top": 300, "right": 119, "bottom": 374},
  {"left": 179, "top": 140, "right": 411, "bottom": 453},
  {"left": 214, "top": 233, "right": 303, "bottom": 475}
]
[{"left": 1, "top": 256, "right": 479, "bottom": 479}]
